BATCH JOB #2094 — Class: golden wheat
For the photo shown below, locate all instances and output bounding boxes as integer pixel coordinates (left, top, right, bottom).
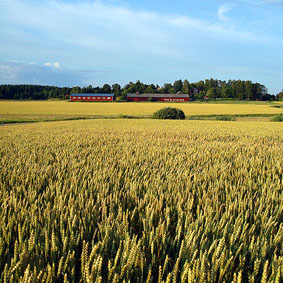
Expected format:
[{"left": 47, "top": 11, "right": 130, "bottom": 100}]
[
  {"left": 0, "top": 100, "right": 282, "bottom": 117},
  {"left": 0, "top": 119, "right": 282, "bottom": 282}
]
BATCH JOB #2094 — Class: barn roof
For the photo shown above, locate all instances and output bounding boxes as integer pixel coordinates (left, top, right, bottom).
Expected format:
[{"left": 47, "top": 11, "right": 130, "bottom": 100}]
[
  {"left": 70, "top": 93, "right": 115, "bottom": 97},
  {"left": 127, "top": 93, "right": 189, "bottom": 98}
]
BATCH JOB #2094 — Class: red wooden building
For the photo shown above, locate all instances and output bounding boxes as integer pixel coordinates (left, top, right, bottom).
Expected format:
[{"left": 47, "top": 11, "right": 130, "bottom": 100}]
[
  {"left": 70, "top": 93, "right": 115, "bottom": 102},
  {"left": 127, "top": 93, "right": 189, "bottom": 102}
]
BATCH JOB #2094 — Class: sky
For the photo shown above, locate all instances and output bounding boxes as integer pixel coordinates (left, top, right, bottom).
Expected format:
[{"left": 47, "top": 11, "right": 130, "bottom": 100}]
[{"left": 0, "top": 0, "right": 282, "bottom": 94}]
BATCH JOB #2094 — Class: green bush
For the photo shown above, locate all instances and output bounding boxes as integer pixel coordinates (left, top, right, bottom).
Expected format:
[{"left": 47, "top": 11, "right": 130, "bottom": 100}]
[
  {"left": 271, "top": 113, "right": 283, "bottom": 122},
  {"left": 153, "top": 107, "right": 185, "bottom": 120},
  {"left": 216, "top": 115, "right": 236, "bottom": 121}
]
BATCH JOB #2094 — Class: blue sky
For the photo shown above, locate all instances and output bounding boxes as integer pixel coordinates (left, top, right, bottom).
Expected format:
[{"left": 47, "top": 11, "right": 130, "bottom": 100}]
[{"left": 0, "top": 0, "right": 282, "bottom": 94}]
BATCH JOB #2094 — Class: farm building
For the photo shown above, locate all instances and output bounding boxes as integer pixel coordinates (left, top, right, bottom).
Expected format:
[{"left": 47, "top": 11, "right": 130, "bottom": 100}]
[
  {"left": 127, "top": 93, "right": 189, "bottom": 102},
  {"left": 70, "top": 93, "right": 115, "bottom": 102}
]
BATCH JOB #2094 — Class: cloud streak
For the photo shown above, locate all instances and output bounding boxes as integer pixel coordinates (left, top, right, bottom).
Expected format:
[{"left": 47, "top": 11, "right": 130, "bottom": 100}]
[
  {"left": 0, "top": 0, "right": 260, "bottom": 52},
  {"left": 217, "top": 3, "right": 235, "bottom": 21}
]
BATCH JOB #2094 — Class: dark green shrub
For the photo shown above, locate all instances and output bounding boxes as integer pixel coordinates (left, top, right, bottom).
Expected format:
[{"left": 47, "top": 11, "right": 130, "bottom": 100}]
[
  {"left": 148, "top": 97, "right": 154, "bottom": 102},
  {"left": 216, "top": 115, "right": 236, "bottom": 121},
  {"left": 271, "top": 113, "right": 283, "bottom": 122},
  {"left": 153, "top": 107, "right": 185, "bottom": 120}
]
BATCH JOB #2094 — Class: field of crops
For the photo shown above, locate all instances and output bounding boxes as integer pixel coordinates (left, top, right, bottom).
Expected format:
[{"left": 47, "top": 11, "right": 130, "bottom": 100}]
[
  {"left": 0, "top": 100, "right": 282, "bottom": 118},
  {"left": 0, "top": 119, "right": 282, "bottom": 282}
]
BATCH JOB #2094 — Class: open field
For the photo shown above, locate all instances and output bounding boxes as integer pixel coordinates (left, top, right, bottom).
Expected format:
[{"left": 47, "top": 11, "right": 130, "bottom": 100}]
[
  {"left": 0, "top": 119, "right": 282, "bottom": 282},
  {"left": 0, "top": 101, "right": 282, "bottom": 122}
]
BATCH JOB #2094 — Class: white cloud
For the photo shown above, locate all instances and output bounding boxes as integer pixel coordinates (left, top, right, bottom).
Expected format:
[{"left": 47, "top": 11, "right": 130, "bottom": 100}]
[
  {"left": 44, "top": 62, "right": 61, "bottom": 69},
  {"left": 217, "top": 3, "right": 235, "bottom": 21},
  {"left": 169, "top": 13, "right": 255, "bottom": 42}
]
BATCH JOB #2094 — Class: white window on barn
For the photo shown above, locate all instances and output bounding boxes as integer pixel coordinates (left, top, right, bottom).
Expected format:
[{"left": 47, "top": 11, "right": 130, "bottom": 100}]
[
  {"left": 73, "top": 97, "right": 76, "bottom": 99},
  {"left": 107, "top": 97, "right": 110, "bottom": 100},
  {"left": 97, "top": 97, "right": 101, "bottom": 99},
  {"left": 87, "top": 97, "right": 91, "bottom": 99},
  {"left": 83, "top": 97, "right": 86, "bottom": 99},
  {"left": 77, "top": 97, "right": 81, "bottom": 99},
  {"left": 102, "top": 97, "right": 106, "bottom": 99}
]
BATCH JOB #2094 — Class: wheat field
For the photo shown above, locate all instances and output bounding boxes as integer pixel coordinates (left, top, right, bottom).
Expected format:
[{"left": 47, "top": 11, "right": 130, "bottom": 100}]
[
  {"left": 0, "top": 100, "right": 282, "bottom": 117},
  {"left": 0, "top": 119, "right": 282, "bottom": 282}
]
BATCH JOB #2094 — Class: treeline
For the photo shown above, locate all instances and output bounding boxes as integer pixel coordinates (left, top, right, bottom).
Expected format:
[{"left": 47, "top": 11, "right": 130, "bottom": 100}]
[
  {"left": 0, "top": 79, "right": 279, "bottom": 100},
  {"left": 120, "top": 79, "right": 275, "bottom": 101},
  {"left": 0, "top": 85, "right": 71, "bottom": 100}
]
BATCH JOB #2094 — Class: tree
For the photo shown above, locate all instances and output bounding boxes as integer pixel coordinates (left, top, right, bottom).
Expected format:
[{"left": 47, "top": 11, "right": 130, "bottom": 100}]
[
  {"left": 221, "top": 81, "right": 229, "bottom": 99},
  {"left": 112, "top": 84, "right": 121, "bottom": 96},
  {"left": 245, "top": 81, "right": 253, "bottom": 100},
  {"left": 144, "top": 86, "right": 155, "bottom": 93},
  {"left": 157, "top": 87, "right": 165, "bottom": 93},
  {"left": 163, "top": 83, "right": 173, "bottom": 93},
  {"left": 49, "top": 90, "right": 56, "bottom": 99},
  {"left": 196, "top": 91, "right": 205, "bottom": 100},
  {"left": 169, "top": 88, "right": 176, "bottom": 94},
  {"left": 205, "top": 78, "right": 218, "bottom": 91},
  {"left": 196, "top": 80, "right": 204, "bottom": 92},
  {"left": 182, "top": 80, "right": 190, "bottom": 94},
  {"left": 86, "top": 85, "right": 94, "bottom": 93},
  {"left": 277, "top": 91, "right": 283, "bottom": 101},
  {"left": 135, "top": 80, "right": 146, "bottom": 93},
  {"left": 120, "top": 89, "right": 128, "bottom": 101},
  {"left": 206, "top": 88, "right": 216, "bottom": 99},
  {"left": 102, "top": 84, "right": 111, "bottom": 93},
  {"left": 173, "top": 79, "right": 183, "bottom": 93},
  {"left": 70, "top": 86, "right": 81, "bottom": 94}
]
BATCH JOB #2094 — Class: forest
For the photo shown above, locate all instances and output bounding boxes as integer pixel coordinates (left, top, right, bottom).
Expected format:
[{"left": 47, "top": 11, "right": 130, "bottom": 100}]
[{"left": 0, "top": 79, "right": 279, "bottom": 101}]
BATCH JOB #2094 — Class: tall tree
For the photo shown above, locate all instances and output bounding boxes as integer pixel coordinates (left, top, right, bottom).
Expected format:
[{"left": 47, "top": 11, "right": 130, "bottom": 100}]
[
  {"left": 245, "top": 81, "right": 253, "bottom": 100},
  {"left": 206, "top": 88, "right": 216, "bottom": 99},
  {"left": 112, "top": 84, "right": 121, "bottom": 96},
  {"left": 173, "top": 79, "right": 183, "bottom": 92},
  {"left": 182, "top": 80, "right": 190, "bottom": 94},
  {"left": 163, "top": 83, "right": 173, "bottom": 94},
  {"left": 277, "top": 90, "right": 283, "bottom": 101},
  {"left": 102, "top": 84, "right": 111, "bottom": 93},
  {"left": 220, "top": 81, "right": 228, "bottom": 99},
  {"left": 70, "top": 86, "right": 81, "bottom": 94},
  {"left": 144, "top": 85, "right": 155, "bottom": 93}
]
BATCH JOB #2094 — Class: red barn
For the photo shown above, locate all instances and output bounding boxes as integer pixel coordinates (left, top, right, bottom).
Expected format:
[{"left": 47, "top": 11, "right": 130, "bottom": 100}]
[
  {"left": 70, "top": 93, "right": 115, "bottom": 102},
  {"left": 127, "top": 93, "right": 189, "bottom": 102}
]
